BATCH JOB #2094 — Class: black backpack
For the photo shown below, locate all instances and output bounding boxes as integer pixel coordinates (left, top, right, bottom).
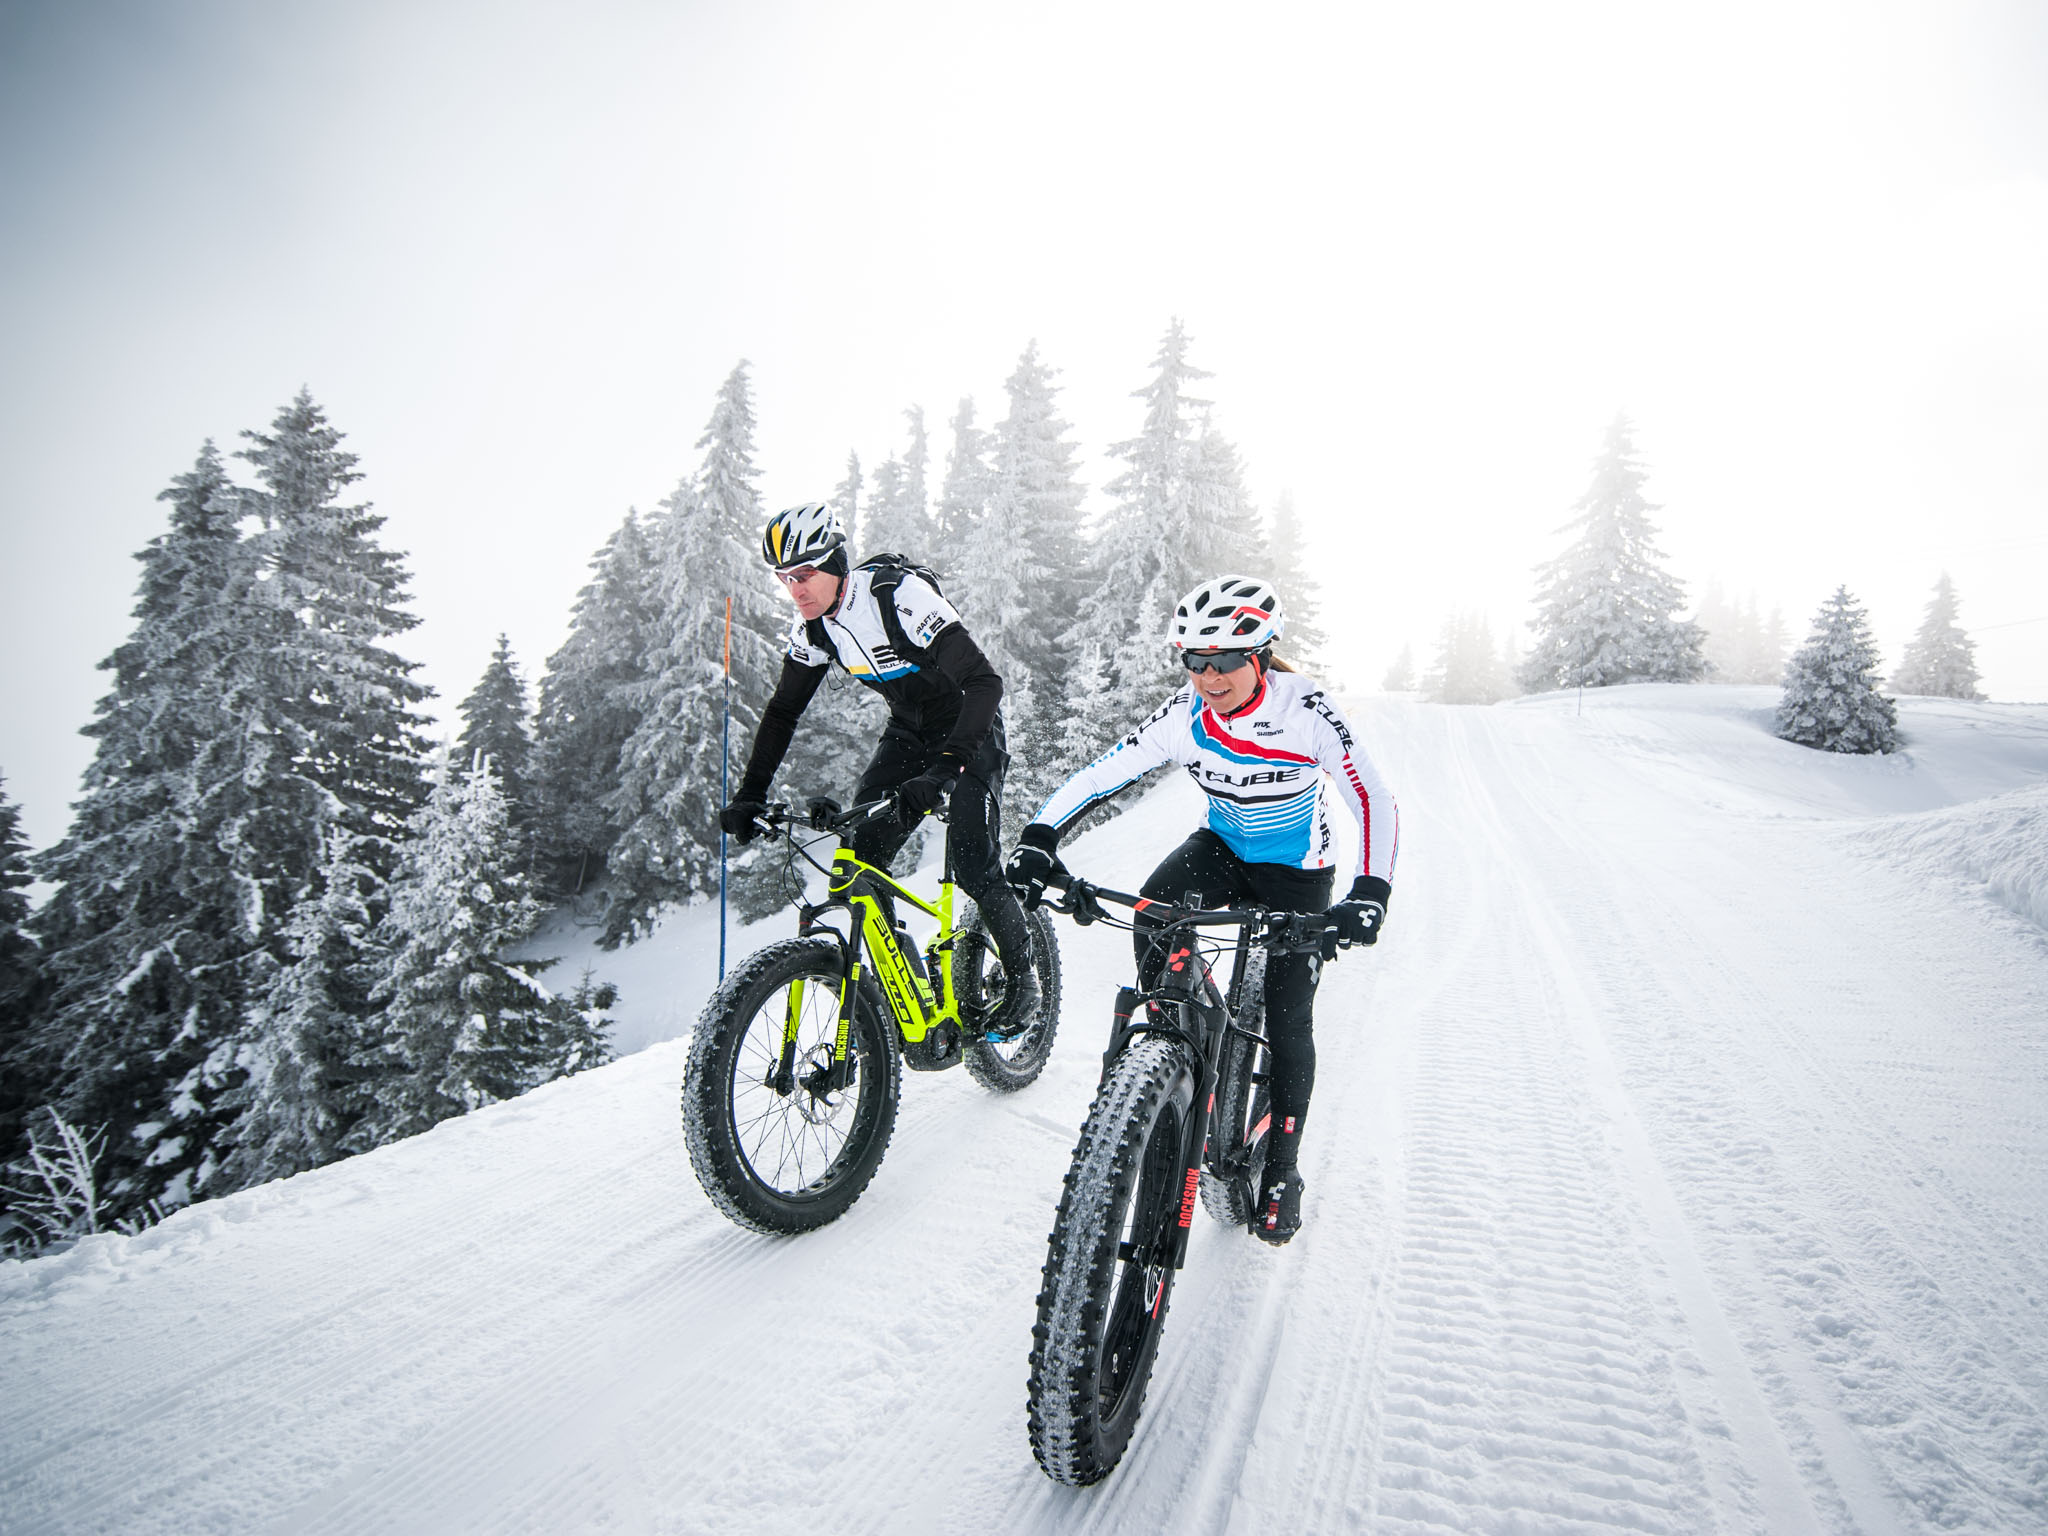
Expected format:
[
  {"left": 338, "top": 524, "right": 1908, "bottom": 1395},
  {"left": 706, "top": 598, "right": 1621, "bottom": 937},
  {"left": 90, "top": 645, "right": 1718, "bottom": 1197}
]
[{"left": 804, "top": 553, "right": 947, "bottom": 667}]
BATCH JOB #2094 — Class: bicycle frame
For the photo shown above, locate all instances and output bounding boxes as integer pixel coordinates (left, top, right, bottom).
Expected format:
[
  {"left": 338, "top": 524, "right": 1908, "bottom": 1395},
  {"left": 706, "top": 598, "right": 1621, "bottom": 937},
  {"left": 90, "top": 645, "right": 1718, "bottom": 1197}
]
[{"left": 1052, "top": 881, "right": 1337, "bottom": 1269}]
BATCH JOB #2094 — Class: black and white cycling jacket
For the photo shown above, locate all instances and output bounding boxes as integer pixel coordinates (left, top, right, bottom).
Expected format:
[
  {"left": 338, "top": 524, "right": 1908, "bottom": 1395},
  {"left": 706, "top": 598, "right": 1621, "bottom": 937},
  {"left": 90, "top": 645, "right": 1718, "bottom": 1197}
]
[
  {"left": 735, "top": 564, "right": 1004, "bottom": 801},
  {"left": 1031, "top": 671, "right": 1399, "bottom": 882}
]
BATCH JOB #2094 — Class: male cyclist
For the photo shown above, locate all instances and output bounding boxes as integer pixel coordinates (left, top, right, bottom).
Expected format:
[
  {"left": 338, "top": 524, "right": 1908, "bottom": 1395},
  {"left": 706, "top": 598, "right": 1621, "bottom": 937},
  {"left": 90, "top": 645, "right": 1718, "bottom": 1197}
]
[
  {"left": 1005, "top": 575, "right": 1397, "bottom": 1244},
  {"left": 720, "top": 503, "right": 1039, "bottom": 1021}
]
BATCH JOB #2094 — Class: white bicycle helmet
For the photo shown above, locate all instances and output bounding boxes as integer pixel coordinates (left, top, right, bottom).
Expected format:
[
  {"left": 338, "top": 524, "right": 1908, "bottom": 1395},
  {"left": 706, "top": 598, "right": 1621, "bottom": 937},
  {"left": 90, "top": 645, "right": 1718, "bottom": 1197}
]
[
  {"left": 761, "top": 503, "right": 846, "bottom": 571},
  {"left": 1170, "top": 574, "right": 1286, "bottom": 652}
]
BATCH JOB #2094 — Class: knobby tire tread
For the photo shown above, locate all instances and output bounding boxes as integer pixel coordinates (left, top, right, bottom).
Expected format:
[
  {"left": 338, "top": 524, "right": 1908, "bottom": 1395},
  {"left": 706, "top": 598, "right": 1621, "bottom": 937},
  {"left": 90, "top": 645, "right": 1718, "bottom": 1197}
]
[
  {"left": 960, "top": 905, "right": 1064, "bottom": 1093},
  {"left": 682, "top": 937, "right": 901, "bottom": 1235},
  {"left": 1027, "top": 1034, "right": 1195, "bottom": 1486}
]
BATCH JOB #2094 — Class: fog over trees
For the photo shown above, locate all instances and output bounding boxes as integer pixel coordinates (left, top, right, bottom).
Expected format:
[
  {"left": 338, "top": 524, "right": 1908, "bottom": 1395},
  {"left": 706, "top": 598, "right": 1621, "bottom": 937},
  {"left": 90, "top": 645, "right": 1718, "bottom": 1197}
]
[
  {"left": 1891, "top": 574, "right": 1982, "bottom": 700},
  {"left": 1519, "top": 417, "right": 1708, "bottom": 694}
]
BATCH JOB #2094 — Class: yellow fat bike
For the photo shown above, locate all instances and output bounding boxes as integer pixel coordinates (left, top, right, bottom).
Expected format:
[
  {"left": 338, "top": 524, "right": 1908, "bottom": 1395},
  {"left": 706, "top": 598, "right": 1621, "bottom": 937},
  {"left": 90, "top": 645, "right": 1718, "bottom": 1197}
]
[{"left": 682, "top": 797, "right": 1063, "bottom": 1234}]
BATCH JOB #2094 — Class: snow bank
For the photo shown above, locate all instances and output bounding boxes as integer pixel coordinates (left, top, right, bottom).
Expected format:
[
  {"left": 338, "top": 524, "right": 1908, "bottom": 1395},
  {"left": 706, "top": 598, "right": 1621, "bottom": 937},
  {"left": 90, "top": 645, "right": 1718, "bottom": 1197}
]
[{"left": 1844, "top": 784, "right": 2048, "bottom": 933}]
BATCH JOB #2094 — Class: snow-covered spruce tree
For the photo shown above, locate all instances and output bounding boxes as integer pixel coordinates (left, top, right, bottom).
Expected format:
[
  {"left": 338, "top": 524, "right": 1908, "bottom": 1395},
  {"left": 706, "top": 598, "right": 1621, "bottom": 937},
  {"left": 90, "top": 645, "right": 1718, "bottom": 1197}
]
[
  {"left": 350, "top": 757, "right": 614, "bottom": 1146},
  {"left": 861, "top": 406, "right": 935, "bottom": 557},
  {"left": 0, "top": 774, "right": 41, "bottom": 1165},
  {"left": 25, "top": 445, "right": 269, "bottom": 1219},
  {"left": 1068, "top": 323, "right": 1260, "bottom": 775},
  {"left": 1267, "top": 490, "right": 1328, "bottom": 667},
  {"left": 1892, "top": 573, "right": 1983, "bottom": 699},
  {"left": 231, "top": 391, "right": 434, "bottom": 879},
  {"left": 1421, "top": 613, "right": 1514, "bottom": 704},
  {"left": 198, "top": 393, "right": 435, "bottom": 1194},
  {"left": 1776, "top": 587, "right": 1898, "bottom": 754},
  {"left": 606, "top": 363, "right": 783, "bottom": 943},
  {"left": 217, "top": 828, "right": 383, "bottom": 1185},
  {"left": 457, "top": 635, "right": 535, "bottom": 831},
  {"left": 935, "top": 396, "right": 990, "bottom": 544},
  {"left": 957, "top": 341, "right": 1089, "bottom": 816},
  {"left": 1519, "top": 417, "right": 1708, "bottom": 692},
  {"left": 1381, "top": 645, "right": 1417, "bottom": 692},
  {"left": 829, "top": 451, "right": 862, "bottom": 538},
  {"left": 1695, "top": 583, "right": 1787, "bottom": 685},
  {"left": 529, "top": 510, "right": 664, "bottom": 896}
]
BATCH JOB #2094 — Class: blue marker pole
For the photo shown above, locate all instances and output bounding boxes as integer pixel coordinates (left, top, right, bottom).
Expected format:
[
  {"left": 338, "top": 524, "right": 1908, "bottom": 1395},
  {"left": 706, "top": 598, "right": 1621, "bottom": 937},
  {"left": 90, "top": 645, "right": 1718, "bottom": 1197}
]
[{"left": 720, "top": 595, "right": 731, "bottom": 983}]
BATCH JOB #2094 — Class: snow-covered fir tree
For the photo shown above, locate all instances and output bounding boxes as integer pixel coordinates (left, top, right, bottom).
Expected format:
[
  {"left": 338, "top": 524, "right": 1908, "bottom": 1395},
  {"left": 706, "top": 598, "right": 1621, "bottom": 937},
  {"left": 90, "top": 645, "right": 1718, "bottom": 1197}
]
[
  {"left": 829, "top": 451, "right": 862, "bottom": 537},
  {"left": 1421, "top": 614, "right": 1514, "bottom": 704},
  {"left": 1068, "top": 323, "right": 1260, "bottom": 770},
  {"left": 350, "top": 757, "right": 614, "bottom": 1145},
  {"left": 606, "top": 363, "right": 783, "bottom": 942},
  {"left": 861, "top": 406, "right": 934, "bottom": 557},
  {"left": 1381, "top": 645, "right": 1417, "bottom": 692},
  {"left": 457, "top": 635, "right": 534, "bottom": 833},
  {"left": 0, "top": 774, "right": 40, "bottom": 1164},
  {"left": 1695, "top": 582, "right": 1789, "bottom": 684},
  {"left": 1267, "top": 491, "right": 1328, "bottom": 667},
  {"left": 25, "top": 444, "right": 267, "bottom": 1219},
  {"left": 529, "top": 510, "right": 664, "bottom": 895},
  {"left": 232, "top": 391, "right": 435, "bottom": 879},
  {"left": 956, "top": 342, "right": 1089, "bottom": 815},
  {"left": 935, "top": 397, "right": 990, "bottom": 543},
  {"left": 217, "top": 827, "right": 383, "bottom": 1186},
  {"left": 1519, "top": 417, "right": 1708, "bottom": 692},
  {"left": 1891, "top": 573, "right": 1982, "bottom": 699},
  {"left": 1776, "top": 586, "right": 1899, "bottom": 754}
]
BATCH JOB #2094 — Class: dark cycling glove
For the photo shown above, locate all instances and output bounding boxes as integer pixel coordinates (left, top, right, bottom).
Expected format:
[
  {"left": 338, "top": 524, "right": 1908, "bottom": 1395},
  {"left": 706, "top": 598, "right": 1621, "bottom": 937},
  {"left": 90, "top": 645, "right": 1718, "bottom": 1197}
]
[
  {"left": 718, "top": 798, "right": 768, "bottom": 845},
  {"left": 895, "top": 751, "right": 967, "bottom": 819},
  {"left": 1327, "top": 875, "right": 1392, "bottom": 946},
  {"left": 805, "top": 796, "right": 842, "bottom": 830},
  {"left": 1005, "top": 823, "right": 1069, "bottom": 910}
]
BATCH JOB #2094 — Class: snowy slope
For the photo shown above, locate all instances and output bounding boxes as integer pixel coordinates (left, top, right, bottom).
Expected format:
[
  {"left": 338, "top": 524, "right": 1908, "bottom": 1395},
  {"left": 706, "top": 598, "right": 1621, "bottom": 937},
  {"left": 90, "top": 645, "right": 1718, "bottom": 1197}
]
[{"left": 4, "top": 687, "right": 2047, "bottom": 1535}]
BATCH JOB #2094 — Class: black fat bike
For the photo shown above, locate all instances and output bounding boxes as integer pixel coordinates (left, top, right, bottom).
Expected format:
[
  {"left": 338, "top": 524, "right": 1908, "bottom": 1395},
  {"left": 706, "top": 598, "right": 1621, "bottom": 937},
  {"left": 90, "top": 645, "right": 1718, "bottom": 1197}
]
[
  {"left": 683, "top": 797, "right": 1062, "bottom": 1236},
  {"left": 1024, "top": 874, "right": 1356, "bottom": 1486}
]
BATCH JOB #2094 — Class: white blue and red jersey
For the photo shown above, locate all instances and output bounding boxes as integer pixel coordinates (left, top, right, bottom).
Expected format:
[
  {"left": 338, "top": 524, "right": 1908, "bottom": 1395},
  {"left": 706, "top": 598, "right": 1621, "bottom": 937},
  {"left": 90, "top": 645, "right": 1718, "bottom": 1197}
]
[{"left": 1032, "top": 672, "right": 1399, "bottom": 881}]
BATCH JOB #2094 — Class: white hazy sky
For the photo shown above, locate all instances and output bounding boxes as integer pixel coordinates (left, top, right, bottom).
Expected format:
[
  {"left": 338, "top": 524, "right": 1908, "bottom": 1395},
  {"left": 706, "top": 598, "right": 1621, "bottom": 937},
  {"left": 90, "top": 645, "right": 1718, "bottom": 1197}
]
[{"left": 3, "top": 0, "right": 2045, "bottom": 851}]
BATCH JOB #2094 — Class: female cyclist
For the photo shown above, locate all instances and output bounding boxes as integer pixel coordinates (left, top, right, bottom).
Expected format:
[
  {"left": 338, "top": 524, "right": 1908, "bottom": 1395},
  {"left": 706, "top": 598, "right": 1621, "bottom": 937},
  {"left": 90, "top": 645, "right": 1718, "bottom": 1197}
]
[{"left": 1005, "top": 575, "right": 1398, "bottom": 1244}]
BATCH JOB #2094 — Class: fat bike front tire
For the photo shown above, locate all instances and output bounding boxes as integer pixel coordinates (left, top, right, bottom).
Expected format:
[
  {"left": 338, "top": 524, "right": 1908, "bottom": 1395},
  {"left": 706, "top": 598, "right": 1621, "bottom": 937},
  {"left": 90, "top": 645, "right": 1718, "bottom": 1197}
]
[
  {"left": 1027, "top": 1034, "right": 1197, "bottom": 1485},
  {"left": 1201, "top": 949, "right": 1270, "bottom": 1228},
  {"left": 959, "top": 905, "right": 1063, "bottom": 1093},
  {"left": 683, "top": 937, "right": 901, "bottom": 1235}
]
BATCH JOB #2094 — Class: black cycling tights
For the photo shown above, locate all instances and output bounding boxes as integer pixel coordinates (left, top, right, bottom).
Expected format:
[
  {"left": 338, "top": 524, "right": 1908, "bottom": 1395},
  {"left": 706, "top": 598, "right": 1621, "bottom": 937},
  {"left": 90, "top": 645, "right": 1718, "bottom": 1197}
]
[
  {"left": 1134, "top": 829, "right": 1334, "bottom": 1165},
  {"left": 849, "top": 724, "right": 1035, "bottom": 978}
]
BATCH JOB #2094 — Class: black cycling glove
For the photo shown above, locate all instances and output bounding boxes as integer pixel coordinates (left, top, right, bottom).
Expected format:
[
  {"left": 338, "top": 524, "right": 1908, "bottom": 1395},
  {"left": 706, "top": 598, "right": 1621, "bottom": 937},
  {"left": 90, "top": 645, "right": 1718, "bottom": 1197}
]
[
  {"left": 1005, "top": 823, "right": 1069, "bottom": 910},
  {"left": 718, "top": 798, "right": 768, "bottom": 846},
  {"left": 1327, "top": 875, "right": 1392, "bottom": 946}
]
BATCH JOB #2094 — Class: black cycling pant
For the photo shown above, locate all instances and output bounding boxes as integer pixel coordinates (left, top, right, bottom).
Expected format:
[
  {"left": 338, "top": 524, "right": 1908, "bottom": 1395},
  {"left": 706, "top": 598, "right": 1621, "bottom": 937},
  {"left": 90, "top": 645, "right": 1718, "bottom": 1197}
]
[
  {"left": 850, "top": 716, "right": 1033, "bottom": 977},
  {"left": 1134, "top": 828, "right": 1334, "bottom": 1153}
]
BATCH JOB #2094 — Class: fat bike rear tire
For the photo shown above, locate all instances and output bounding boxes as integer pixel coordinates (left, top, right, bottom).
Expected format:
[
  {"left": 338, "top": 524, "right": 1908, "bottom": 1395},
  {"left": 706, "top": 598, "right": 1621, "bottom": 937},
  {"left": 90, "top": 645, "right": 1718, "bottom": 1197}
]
[
  {"left": 1201, "top": 949, "right": 1270, "bottom": 1228},
  {"left": 1027, "top": 1034, "right": 1197, "bottom": 1485},
  {"left": 959, "top": 905, "right": 1063, "bottom": 1093},
  {"left": 683, "top": 937, "right": 901, "bottom": 1235}
]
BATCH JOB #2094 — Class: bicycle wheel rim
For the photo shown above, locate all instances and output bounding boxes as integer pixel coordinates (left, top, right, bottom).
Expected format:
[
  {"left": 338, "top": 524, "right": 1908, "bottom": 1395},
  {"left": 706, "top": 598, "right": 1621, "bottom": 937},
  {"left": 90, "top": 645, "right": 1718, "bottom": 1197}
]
[
  {"left": 728, "top": 970, "right": 871, "bottom": 1199},
  {"left": 1097, "top": 1097, "right": 1183, "bottom": 1423}
]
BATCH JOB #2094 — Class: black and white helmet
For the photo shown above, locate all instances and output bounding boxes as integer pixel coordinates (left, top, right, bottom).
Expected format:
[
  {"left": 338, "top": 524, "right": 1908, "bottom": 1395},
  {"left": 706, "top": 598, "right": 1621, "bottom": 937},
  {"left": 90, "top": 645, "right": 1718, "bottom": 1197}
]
[
  {"left": 761, "top": 503, "right": 846, "bottom": 571},
  {"left": 1170, "top": 574, "right": 1286, "bottom": 652}
]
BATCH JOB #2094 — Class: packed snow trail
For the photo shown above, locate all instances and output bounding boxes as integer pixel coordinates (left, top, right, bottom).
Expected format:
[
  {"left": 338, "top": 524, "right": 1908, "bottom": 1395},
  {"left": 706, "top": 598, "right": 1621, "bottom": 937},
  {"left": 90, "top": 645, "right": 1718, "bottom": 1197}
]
[{"left": 3, "top": 687, "right": 2046, "bottom": 1535}]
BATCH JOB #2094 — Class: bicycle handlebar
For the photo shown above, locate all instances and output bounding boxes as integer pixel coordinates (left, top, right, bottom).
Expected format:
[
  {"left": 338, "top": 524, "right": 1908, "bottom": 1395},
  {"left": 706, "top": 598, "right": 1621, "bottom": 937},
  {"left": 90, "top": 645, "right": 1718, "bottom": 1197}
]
[
  {"left": 1042, "top": 874, "right": 1355, "bottom": 955},
  {"left": 751, "top": 797, "right": 899, "bottom": 838}
]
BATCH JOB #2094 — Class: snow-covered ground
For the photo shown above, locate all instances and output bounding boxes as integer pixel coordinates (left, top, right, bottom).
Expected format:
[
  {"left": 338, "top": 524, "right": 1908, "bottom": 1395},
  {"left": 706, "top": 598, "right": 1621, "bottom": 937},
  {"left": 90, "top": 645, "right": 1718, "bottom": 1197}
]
[{"left": 5, "top": 686, "right": 2047, "bottom": 1535}]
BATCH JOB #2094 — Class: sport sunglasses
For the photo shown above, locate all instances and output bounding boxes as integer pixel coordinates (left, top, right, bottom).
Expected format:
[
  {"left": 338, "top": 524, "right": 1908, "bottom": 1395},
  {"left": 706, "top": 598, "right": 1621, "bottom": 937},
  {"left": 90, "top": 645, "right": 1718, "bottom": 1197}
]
[{"left": 1179, "top": 648, "right": 1258, "bottom": 675}]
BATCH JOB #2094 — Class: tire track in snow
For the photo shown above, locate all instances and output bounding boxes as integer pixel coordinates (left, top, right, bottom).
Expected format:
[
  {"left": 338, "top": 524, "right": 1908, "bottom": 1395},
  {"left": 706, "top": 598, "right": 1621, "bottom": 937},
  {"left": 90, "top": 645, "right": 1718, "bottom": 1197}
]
[
  {"left": 1474, "top": 703, "right": 2048, "bottom": 1533},
  {"left": 1354, "top": 708, "right": 1728, "bottom": 1534}
]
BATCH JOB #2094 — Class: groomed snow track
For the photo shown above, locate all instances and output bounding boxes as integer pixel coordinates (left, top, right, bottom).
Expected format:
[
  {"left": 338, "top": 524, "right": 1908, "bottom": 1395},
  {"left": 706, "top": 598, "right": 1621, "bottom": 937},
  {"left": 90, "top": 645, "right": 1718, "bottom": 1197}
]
[{"left": 4, "top": 686, "right": 2045, "bottom": 1534}]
